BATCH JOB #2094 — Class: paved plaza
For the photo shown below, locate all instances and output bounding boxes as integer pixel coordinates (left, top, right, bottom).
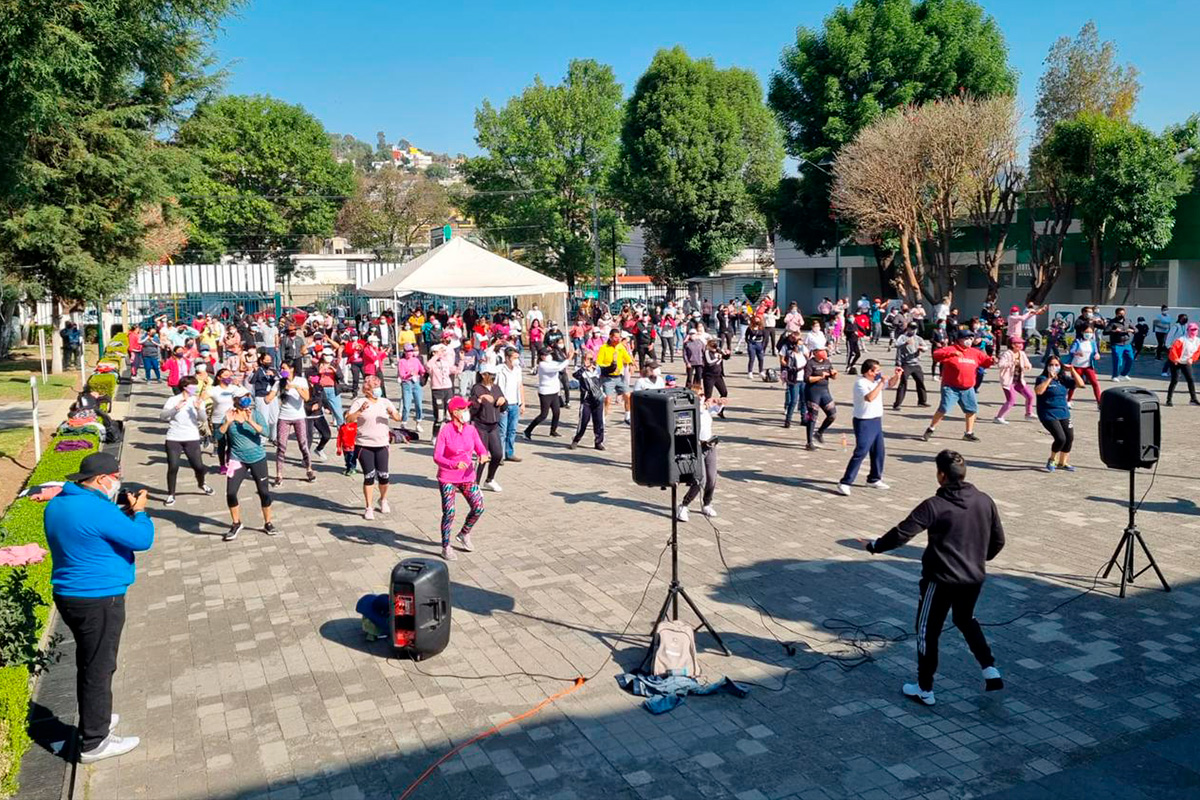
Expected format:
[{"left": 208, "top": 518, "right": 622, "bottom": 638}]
[{"left": 67, "top": 347, "right": 1200, "bottom": 800}]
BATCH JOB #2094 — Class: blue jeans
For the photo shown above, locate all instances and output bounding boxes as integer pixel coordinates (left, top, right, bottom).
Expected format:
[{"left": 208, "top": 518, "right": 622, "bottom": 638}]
[
  {"left": 1111, "top": 344, "right": 1134, "bottom": 379},
  {"left": 747, "top": 342, "right": 764, "bottom": 374},
  {"left": 142, "top": 356, "right": 160, "bottom": 381},
  {"left": 784, "top": 382, "right": 806, "bottom": 424},
  {"left": 499, "top": 403, "right": 520, "bottom": 459},
  {"left": 400, "top": 379, "right": 423, "bottom": 422},
  {"left": 840, "top": 417, "right": 885, "bottom": 486},
  {"left": 323, "top": 386, "right": 344, "bottom": 426}
]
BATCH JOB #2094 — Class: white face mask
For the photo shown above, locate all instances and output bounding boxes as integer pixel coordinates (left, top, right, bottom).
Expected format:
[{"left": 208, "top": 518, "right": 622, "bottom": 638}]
[
  {"left": 1049, "top": 364, "right": 1061, "bottom": 375},
  {"left": 455, "top": 410, "right": 470, "bottom": 425},
  {"left": 100, "top": 476, "right": 122, "bottom": 501}
]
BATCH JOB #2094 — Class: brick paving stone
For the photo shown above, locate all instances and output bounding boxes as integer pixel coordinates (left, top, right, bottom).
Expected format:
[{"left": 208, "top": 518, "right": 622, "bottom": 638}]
[{"left": 72, "top": 355, "right": 1200, "bottom": 799}]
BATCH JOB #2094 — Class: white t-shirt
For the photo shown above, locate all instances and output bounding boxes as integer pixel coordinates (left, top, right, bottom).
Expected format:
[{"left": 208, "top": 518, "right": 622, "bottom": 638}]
[
  {"left": 805, "top": 330, "right": 828, "bottom": 352},
  {"left": 535, "top": 360, "right": 569, "bottom": 395},
  {"left": 496, "top": 362, "right": 523, "bottom": 404},
  {"left": 852, "top": 376, "right": 885, "bottom": 420},
  {"left": 633, "top": 376, "right": 664, "bottom": 391},
  {"left": 1071, "top": 339, "right": 1096, "bottom": 368},
  {"left": 278, "top": 378, "right": 306, "bottom": 422},
  {"left": 210, "top": 382, "right": 248, "bottom": 423},
  {"left": 527, "top": 309, "right": 544, "bottom": 325},
  {"left": 161, "top": 393, "right": 204, "bottom": 441}
]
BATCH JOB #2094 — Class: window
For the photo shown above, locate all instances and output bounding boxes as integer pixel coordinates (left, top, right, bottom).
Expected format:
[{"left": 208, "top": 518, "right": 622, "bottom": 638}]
[
  {"left": 1015, "top": 263, "right": 1033, "bottom": 288},
  {"left": 966, "top": 264, "right": 1016, "bottom": 289},
  {"left": 813, "top": 268, "right": 838, "bottom": 288}
]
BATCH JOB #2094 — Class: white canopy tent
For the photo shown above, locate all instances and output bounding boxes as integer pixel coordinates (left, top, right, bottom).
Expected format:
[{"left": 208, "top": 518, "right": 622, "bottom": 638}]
[{"left": 358, "top": 237, "right": 569, "bottom": 323}]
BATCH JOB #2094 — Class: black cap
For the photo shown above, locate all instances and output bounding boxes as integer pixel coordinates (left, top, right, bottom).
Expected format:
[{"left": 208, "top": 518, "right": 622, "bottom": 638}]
[
  {"left": 66, "top": 451, "right": 121, "bottom": 481},
  {"left": 956, "top": 329, "right": 974, "bottom": 341}
]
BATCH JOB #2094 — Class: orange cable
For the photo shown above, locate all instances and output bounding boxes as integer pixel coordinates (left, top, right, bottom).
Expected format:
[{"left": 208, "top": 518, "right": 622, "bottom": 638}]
[{"left": 397, "top": 677, "right": 587, "bottom": 800}]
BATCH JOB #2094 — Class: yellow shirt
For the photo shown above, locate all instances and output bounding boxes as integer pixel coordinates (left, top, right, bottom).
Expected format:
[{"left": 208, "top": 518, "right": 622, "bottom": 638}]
[
  {"left": 397, "top": 329, "right": 417, "bottom": 348},
  {"left": 596, "top": 343, "right": 632, "bottom": 376}
]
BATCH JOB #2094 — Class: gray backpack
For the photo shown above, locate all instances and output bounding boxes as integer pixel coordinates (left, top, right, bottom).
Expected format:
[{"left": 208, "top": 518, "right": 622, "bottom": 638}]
[{"left": 650, "top": 620, "right": 698, "bottom": 677}]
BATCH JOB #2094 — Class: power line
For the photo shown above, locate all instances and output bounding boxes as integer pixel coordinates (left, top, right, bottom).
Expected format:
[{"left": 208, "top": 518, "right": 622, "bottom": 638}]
[{"left": 170, "top": 187, "right": 555, "bottom": 201}]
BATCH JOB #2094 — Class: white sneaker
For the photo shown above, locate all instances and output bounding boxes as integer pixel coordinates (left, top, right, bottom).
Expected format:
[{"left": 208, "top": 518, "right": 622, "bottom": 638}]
[
  {"left": 485, "top": 480, "right": 503, "bottom": 493},
  {"left": 441, "top": 546, "right": 457, "bottom": 561},
  {"left": 902, "top": 683, "right": 936, "bottom": 706},
  {"left": 623, "top": 412, "right": 631, "bottom": 424},
  {"left": 416, "top": 422, "right": 423, "bottom": 434},
  {"left": 983, "top": 665, "right": 1005, "bottom": 691},
  {"left": 701, "top": 505, "right": 716, "bottom": 518},
  {"left": 866, "top": 480, "right": 889, "bottom": 490},
  {"left": 79, "top": 733, "right": 140, "bottom": 763},
  {"left": 993, "top": 417, "right": 1008, "bottom": 425},
  {"left": 313, "top": 448, "right": 327, "bottom": 462},
  {"left": 164, "top": 495, "right": 175, "bottom": 506},
  {"left": 456, "top": 532, "right": 475, "bottom": 552},
  {"left": 676, "top": 505, "right": 690, "bottom": 522},
  {"left": 380, "top": 500, "right": 391, "bottom": 514},
  {"left": 364, "top": 507, "right": 374, "bottom": 520},
  {"left": 110, "top": 713, "right": 119, "bottom": 731},
  {"left": 837, "top": 484, "right": 852, "bottom": 496}
]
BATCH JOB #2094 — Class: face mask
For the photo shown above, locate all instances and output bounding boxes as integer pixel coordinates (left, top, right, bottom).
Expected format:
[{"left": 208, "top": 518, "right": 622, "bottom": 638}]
[
  {"left": 280, "top": 368, "right": 290, "bottom": 379},
  {"left": 102, "top": 477, "right": 122, "bottom": 501},
  {"left": 1049, "top": 365, "right": 1061, "bottom": 375},
  {"left": 1083, "top": 333, "right": 1093, "bottom": 341},
  {"left": 454, "top": 410, "right": 470, "bottom": 425},
  {"left": 195, "top": 366, "right": 207, "bottom": 374},
  {"left": 323, "top": 355, "right": 333, "bottom": 362},
  {"left": 185, "top": 384, "right": 198, "bottom": 395},
  {"left": 220, "top": 377, "right": 232, "bottom": 385},
  {"left": 372, "top": 387, "right": 383, "bottom": 398}
]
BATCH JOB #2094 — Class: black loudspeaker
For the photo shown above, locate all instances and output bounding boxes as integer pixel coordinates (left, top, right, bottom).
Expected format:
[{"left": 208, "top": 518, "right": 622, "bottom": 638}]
[
  {"left": 1099, "top": 386, "right": 1160, "bottom": 470},
  {"left": 630, "top": 387, "right": 704, "bottom": 487},
  {"left": 390, "top": 558, "right": 451, "bottom": 660}
]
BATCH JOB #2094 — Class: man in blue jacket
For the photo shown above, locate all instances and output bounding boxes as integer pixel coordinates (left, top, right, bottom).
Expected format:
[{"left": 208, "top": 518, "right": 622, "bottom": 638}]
[{"left": 45, "top": 452, "right": 153, "bottom": 763}]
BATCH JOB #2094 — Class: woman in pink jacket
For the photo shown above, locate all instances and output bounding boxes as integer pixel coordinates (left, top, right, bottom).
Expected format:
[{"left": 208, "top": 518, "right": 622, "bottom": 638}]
[
  {"left": 426, "top": 343, "right": 460, "bottom": 435},
  {"left": 433, "top": 396, "right": 488, "bottom": 560},
  {"left": 994, "top": 338, "right": 1034, "bottom": 424},
  {"left": 396, "top": 343, "right": 426, "bottom": 433}
]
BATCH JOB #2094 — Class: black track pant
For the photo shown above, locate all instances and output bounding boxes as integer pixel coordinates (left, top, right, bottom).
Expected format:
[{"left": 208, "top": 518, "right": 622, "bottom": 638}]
[
  {"left": 226, "top": 458, "right": 271, "bottom": 508},
  {"left": 525, "top": 393, "right": 562, "bottom": 436},
  {"left": 431, "top": 387, "right": 453, "bottom": 432},
  {"left": 474, "top": 422, "right": 502, "bottom": 483},
  {"left": 165, "top": 439, "right": 206, "bottom": 495},
  {"left": 893, "top": 366, "right": 928, "bottom": 407},
  {"left": 54, "top": 594, "right": 125, "bottom": 752},
  {"left": 1155, "top": 332, "right": 1167, "bottom": 360},
  {"left": 1040, "top": 416, "right": 1074, "bottom": 454},
  {"left": 356, "top": 445, "right": 390, "bottom": 486},
  {"left": 915, "top": 579, "right": 995, "bottom": 692},
  {"left": 1167, "top": 362, "right": 1197, "bottom": 403},
  {"left": 703, "top": 373, "right": 728, "bottom": 400},
  {"left": 307, "top": 416, "right": 332, "bottom": 453},
  {"left": 573, "top": 398, "right": 605, "bottom": 446}
]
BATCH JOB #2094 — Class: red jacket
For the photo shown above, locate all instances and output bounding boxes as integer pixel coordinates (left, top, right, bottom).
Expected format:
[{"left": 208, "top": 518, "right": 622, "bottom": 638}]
[{"left": 932, "top": 345, "right": 993, "bottom": 390}]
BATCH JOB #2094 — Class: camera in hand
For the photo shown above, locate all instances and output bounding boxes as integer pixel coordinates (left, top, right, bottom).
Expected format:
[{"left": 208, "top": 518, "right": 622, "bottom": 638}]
[{"left": 117, "top": 490, "right": 137, "bottom": 518}]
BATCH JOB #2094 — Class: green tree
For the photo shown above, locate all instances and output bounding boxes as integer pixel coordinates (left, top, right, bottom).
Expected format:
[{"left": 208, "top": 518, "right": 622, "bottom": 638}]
[
  {"left": 0, "top": 0, "right": 237, "bottom": 371},
  {"left": 329, "top": 133, "right": 375, "bottom": 171},
  {"left": 176, "top": 95, "right": 355, "bottom": 270},
  {"left": 462, "top": 59, "right": 626, "bottom": 292},
  {"left": 1042, "top": 114, "right": 1187, "bottom": 304},
  {"left": 768, "top": 0, "right": 1014, "bottom": 292},
  {"left": 1033, "top": 21, "right": 1141, "bottom": 143},
  {"left": 618, "top": 47, "right": 783, "bottom": 284},
  {"left": 338, "top": 169, "right": 450, "bottom": 258},
  {"left": 424, "top": 162, "right": 453, "bottom": 182}
]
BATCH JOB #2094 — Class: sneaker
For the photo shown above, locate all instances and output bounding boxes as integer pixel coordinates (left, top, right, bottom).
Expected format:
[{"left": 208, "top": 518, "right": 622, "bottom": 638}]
[
  {"left": 569, "top": 440, "right": 579, "bottom": 450},
  {"left": 79, "top": 733, "right": 140, "bottom": 763},
  {"left": 1045, "top": 461, "right": 1056, "bottom": 472},
  {"left": 902, "top": 683, "right": 936, "bottom": 706},
  {"left": 342, "top": 468, "right": 354, "bottom": 477},
  {"left": 963, "top": 432, "right": 981, "bottom": 442},
  {"left": 594, "top": 443, "right": 605, "bottom": 451},
  {"left": 623, "top": 412, "right": 631, "bottom": 424},
  {"left": 1191, "top": 399, "right": 1200, "bottom": 406},
  {"left": 415, "top": 422, "right": 422, "bottom": 435},
  {"left": 1161, "top": 372, "right": 1169, "bottom": 378},
  {"left": 701, "top": 505, "right": 716, "bottom": 518},
  {"left": 164, "top": 495, "right": 176, "bottom": 506},
  {"left": 223, "top": 522, "right": 243, "bottom": 542},
  {"left": 456, "top": 532, "right": 475, "bottom": 552},
  {"left": 837, "top": 484, "right": 851, "bottom": 496},
  {"left": 866, "top": 480, "right": 889, "bottom": 490},
  {"left": 805, "top": 443, "right": 817, "bottom": 451},
  {"left": 506, "top": 455, "right": 522, "bottom": 463},
  {"left": 485, "top": 480, "right": 503, "bottom": 493},
  {"left": 676, "top": 505, "right": 690, "bottom": 522},
  {"left": 993, "top": 417, "right": 1008, "bottom": 425},
  {"left": 921, "top": 427, "right": 934, "bottom": 442},
  {"left": 814, "top": 431, "right": 825, "bottom": 445},
  {"left": 264, "top": 522, "right": 278, "bottom": 536},
  {"left": 380, "top": 500, "right": 391, "bottom": 514},
  {"left": 1062, "top": 464, "right": 1076, "bottom": 472},
  {"left": 523, "top": 431, "right": 533, "bottom": 442},
  {"left": 1025, "top": 413, "right": 1036, "bottom": 420},
  {"left": 982, "top": 666, "right": 1004, "bottom": 691},
  {"left": 314, "top": 448, "right": 328, "bottom": 462},
  {"left": 783, "top": 420, "right": 791, "bottom": 428},
  {"left": 917, "top": 402, "right": 932, "bottom": 408},
  {"left": 110, "top": 713, "right": 120, "bottom": 731},
  {"left": 364, "top": 507, "right": 375, "bottom": 520},
  {"left": 549, "top": 431, "right": 562, "bottom": 438},
  {"left": 201, "top": 484, "right": 214, "bottom": 496},
  {"left": 441, "top": 546, "right": 457, "bottom": 561}
]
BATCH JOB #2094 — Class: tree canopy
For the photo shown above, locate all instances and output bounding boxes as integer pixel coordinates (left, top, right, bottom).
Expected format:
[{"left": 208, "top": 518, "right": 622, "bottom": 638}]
[
  {"left": 175, "top": 95, "right": 355, "bottom": 264},
  {"left": 1033, "top": 21, "right": 1141, "bottom": 143},
  {"left": 618, "top": 47, "right": 783, "bottom": 283},
  {"left": 768, "top": 0, "right": 1014, "bottom": 256},
  {"left": 461, "top": 59, "right": 626, "bottom": 292},
  {"left": 337, "top": 169, "right": 450, "bottom": 259}
]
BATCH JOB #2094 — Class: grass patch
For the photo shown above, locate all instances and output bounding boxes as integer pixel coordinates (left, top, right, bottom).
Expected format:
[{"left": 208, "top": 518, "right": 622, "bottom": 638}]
[
  {"left": 0, "top": 349, "right": 84, "bottom": 404},
  {"left": 0, "top": 431, "right": 30, "bottom": 464}
]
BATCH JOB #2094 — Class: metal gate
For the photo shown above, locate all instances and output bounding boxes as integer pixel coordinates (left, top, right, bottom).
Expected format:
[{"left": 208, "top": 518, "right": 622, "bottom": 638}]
[{"left": 124, "top": 292, "right": 282, "bottom": 325}]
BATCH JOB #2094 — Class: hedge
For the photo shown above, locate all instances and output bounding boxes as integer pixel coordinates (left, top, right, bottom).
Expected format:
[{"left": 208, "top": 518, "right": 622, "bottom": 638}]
[
  {"left": 87, "top": 372, "right": 118, "bottom": 399},
  {"left": 0, "top": 432, "right": 100, "bottom": 797}
]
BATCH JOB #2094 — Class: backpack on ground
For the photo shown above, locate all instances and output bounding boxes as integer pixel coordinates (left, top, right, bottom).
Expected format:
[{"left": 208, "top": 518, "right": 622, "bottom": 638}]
[
  {"left": 763, "top": 368, "right": 778, "bottom": 383},
  {"left": 650, "top": 619, "right": 698, "bottom": 677}
]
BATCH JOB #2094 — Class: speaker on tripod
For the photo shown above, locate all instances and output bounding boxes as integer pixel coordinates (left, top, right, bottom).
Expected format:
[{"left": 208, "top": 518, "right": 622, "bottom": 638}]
[
  {"left": 630, "top": 388, "right": 730, "bottom": 664},
  {"left": 1097, "top": 386, "right": 1169, "bottom": 598}
]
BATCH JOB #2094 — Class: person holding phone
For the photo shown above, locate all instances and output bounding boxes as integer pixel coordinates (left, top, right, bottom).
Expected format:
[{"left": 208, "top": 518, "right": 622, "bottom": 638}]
[
  {"left": 1035, "top": 355, "right": 1085, "bottom": 472},
  {"left": 838, "top": 360, "right": 903, "bottom": 496},
  {"left": 432, "top": 396, "right": 488, "bottom": 560},
  {"left": 219, "top": 394, "right": 274, "bottom": 540}
]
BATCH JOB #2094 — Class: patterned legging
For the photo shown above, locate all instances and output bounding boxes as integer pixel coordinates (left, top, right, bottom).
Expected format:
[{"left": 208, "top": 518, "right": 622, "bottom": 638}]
[
  {"left": 439, "top": 481, "right": 484, "bottom": 548},
  {"left": 275, "top": 418, "right": 311, "bottom": 473}
]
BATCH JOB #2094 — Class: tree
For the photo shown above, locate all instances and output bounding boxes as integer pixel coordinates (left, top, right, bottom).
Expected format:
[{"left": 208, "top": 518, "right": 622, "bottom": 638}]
[
  {"left": 424, "top": 163, "right": 453, "bottom": 182},
  {"left": 329, "top": 133, "right": 374, "bottom": 171},
  {"left": 175, "top": 95, "right": 355, "bottom": 265},
  {"left": 375, "top": 131, "right": 391, "bottom": 162},
  {"left": 1033, "top": 21, "right": 1141, "bottom": 142},
  {"left": 0, "top": 0, "right": 237, "bottom": 371},
  {"left": 461, "top": 59, "right": 626, "bottom": 293},
  {"left": 832, "top": 95, "right": 1020, "bottom": 305},
  {"left": 1042, "top": 114, "right": 1187, "bottom": 304},
  {"left": 768, "top": 0, "right": 1014, "bottom": 291},
  {"left": 337, "top": 169, "right": 450, "bottom": 258},
  {"left": 617, "top": 47, "right": 783, "bottom": 283}
]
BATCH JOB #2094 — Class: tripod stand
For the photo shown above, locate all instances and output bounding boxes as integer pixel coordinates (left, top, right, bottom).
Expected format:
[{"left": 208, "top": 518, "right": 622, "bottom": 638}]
[
  {"left": 640, "top": 484, "right": 731, "bottom": 671},
  {"left": 1102, "top": 469, "right": 1170, "bottom": 599}
]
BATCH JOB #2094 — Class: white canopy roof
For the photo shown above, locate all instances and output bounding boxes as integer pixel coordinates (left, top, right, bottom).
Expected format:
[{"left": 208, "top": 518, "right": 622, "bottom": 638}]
[{"left": 358, "top": 237, "right": 568, "bottom": 298}]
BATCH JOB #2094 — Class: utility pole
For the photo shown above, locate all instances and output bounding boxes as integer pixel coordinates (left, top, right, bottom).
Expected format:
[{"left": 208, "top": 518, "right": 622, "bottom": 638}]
[
  {"left": 611, "top": 219, "right": 618, "bottom": 299},
  {"left": 591, "top": 192, "right": 601, "bottom": 298}
]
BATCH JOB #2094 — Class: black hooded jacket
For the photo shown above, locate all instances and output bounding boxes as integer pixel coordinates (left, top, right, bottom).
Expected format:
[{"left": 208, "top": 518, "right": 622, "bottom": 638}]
[{"left": 870, "top": 481, "right": 1004, "bottom": 584}]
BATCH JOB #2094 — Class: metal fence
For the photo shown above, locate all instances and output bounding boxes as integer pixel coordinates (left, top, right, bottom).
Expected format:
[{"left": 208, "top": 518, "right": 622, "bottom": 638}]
[{"left": 124, "top": 292, "right": 281, "bottom": 325}]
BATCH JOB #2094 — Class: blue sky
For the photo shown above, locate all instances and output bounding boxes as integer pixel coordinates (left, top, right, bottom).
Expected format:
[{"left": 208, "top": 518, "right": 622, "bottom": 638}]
[{"left": 213, "top": 0, "right": 1197, "bottom": 161}]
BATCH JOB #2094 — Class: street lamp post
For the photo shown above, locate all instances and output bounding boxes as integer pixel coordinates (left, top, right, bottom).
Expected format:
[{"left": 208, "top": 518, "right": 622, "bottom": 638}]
[{"left": 799, "top": 156, "right": 842, "bottom": 303}]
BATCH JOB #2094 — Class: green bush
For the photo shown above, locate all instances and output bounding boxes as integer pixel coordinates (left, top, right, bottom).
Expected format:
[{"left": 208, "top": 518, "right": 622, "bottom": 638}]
[
  {"left": 87, "top": 372, "right": 118, "bottom": 398},
  {"left": 0, "top": 433, "right": 98, "bottom": 795},
  {"left": 23, "top": 325, "right": 53, "bottom": 347}
]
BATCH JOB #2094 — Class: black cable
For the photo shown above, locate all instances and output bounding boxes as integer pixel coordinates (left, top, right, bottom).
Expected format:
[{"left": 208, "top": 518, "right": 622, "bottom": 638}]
[{"left": 387, "top": 534, "right": 671, "bottom": 685}]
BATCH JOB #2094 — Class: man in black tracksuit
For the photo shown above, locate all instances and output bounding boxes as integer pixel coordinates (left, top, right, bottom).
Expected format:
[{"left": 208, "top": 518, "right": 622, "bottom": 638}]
[{"left": 863, "top": 449, "right": 1005, "bottom": 705}]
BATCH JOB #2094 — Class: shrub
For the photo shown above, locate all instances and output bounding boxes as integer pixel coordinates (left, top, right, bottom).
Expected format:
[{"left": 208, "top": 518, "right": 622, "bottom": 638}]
[
  {"left": 0, "top": 433, "right": 98, "bottom": 795},
  {"left": 87, "top": 372, "right": 118, "bottom": 398}
]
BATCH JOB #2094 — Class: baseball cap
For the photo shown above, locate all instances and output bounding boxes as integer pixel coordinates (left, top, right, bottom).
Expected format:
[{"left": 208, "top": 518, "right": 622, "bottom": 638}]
[
  {"left": 66, "top": 452, "right": 121, "bottom": 481},
  {"left": 480, "top": 364, "right": 497, "bottom": 374},
  {"left": 1010, "top": 305, "right": 1020, "bottom": 313},
  {"left": 956, "top": 329, "right": 974, "bottom": 341},
  {"left": 448, "top": 396, "right": 469, "bottom": 412}
]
